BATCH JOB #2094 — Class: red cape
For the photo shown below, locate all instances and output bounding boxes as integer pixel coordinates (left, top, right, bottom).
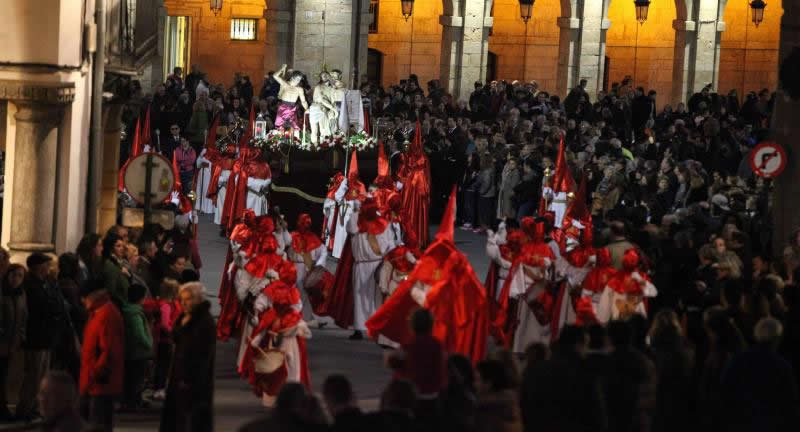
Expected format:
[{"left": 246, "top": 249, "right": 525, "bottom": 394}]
[
  {"left": 321, "top": 237, "right": 355, "bottom": 329},
  {"left": 216, "top": 247, "right": 242, "bottom": 341}
]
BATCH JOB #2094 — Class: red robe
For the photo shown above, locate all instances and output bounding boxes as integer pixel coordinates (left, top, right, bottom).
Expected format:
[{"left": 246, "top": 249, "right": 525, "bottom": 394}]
[
  {"left": 366, "top": 240, "right": 489, "bottom": 363},
  {"left": 320, "top": 237, "right": 355, "bottom": 329},
  {"left": 398, "top": 153, "right": 431, "bottom": 247},
  {"left": 220, "top": 149, "right": 272, "bottom": 233}
]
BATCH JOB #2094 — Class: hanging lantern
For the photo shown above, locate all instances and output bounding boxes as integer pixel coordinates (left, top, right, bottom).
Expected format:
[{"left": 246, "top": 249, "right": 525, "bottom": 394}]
[
  {"left": 519, "top": 0, "right": 535, "bottom": 23},
  {"left": 634, "top": 0, "right": 650, "bottom": 24},
  {"left": 210, "top": 0, "right": 223, "bottom": 16},
  {"left": 401, "top": 0, "right": 414, "bottom": 21},
  {"left": 750, "top": 0, "right": 767, "bottom": 27}
]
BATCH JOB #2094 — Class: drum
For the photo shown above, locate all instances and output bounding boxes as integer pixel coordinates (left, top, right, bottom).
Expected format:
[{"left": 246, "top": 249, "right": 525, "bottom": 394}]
[
  {"left": 254, "top": 348, "right": 286, "bottom": 374},
  {"left": 304, "top": 266, "right": 334, "bottom": 315}
]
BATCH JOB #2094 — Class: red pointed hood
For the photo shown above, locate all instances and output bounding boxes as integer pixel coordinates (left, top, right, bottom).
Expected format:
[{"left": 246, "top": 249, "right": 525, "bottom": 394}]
[
  {"left": 551, "top": 136, "right": 574, "bottom": 194},
  {"left": 131, "top": 117, "right": 142, "bottom": 157},
  {"left": 410, "top": 120, "right": 424, "bottom": 156},
  {"left": 141, "top": 106, "right": 151, "bottom": 147},
  {"left": 373, "top": 140, "right": 393, "bottom": 188},
  {"left": 348, "top": 150, "right": 360, "bottom": 182},
  {"left": 435, "top": 186, "right": 457, "bottom": 243},
  {"left": 566, "top": 173, "right": 590, "bottom": 223}
]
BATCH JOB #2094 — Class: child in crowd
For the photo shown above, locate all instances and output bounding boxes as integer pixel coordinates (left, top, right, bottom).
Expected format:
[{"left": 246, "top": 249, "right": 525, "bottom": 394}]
[
  {"left": 122, "top": 284, "right": 153, "bottom": 410},
  {"left": 152, "top": 278, "right": 182, "bottom": 400}
]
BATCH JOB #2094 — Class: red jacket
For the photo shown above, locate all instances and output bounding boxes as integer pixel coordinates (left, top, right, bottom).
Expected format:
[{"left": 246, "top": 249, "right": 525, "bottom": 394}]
[{"left": 80, "top": 292, "right": 125, "bottom": 396}]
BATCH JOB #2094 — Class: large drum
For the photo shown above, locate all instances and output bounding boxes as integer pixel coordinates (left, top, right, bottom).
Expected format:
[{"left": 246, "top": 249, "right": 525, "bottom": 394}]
[
  {"left": 304, "top": 266, "right": 334, "bottom": 315},
  {"left": 123, "top": 152, "right": 175, "bottom": 205}
]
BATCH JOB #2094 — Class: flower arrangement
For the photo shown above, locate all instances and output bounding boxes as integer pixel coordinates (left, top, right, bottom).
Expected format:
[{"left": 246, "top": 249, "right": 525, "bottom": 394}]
[
  {"left": 346, "top": 130, "right": 378, "bottom": 151},
  {"left": 255, "top": 129, "right": 300, "bottom": 152}
]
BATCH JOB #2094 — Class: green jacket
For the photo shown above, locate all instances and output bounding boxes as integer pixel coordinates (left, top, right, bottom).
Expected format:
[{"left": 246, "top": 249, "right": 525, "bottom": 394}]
[
  {"left": 122, "top": 303, "right": 153, "bottom": 360},
  {"left": 102, "top": 258, "right": 130, "bottom": 308},
  {"left": 186, "top": 111, "right": 209, "bottom": 144}
]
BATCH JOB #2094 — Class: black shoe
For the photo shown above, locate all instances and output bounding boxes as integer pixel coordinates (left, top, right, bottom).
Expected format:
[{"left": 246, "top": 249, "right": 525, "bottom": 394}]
[{"left": 348, "top": 330, "right": 363, "bottom": 341}]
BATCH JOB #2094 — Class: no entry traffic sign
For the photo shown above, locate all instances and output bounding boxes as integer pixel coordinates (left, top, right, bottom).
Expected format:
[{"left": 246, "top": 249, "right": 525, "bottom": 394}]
[{"left": 749, "top": 141, "right": 787, "bottom": 178}]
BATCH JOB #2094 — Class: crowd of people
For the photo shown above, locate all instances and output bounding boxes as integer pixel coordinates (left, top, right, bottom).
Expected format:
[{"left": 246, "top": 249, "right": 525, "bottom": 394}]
[
  {"left": 0, "top": 60, "right": 795, "bottom": 431},
  {"left": 0, "top": 220, "right": 215, "bottom": 431}
]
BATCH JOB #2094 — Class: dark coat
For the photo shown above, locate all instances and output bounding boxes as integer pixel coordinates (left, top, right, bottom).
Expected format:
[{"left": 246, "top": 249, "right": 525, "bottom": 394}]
[
  {"left": 22, "top": 276, "right": 66, "bottom": 350},
  {"left": 159, "top": 300, "right": 216, "bottom": 432}
]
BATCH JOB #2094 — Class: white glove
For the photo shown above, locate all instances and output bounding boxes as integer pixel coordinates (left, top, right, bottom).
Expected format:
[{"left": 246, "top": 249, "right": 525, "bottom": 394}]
[
  {"left": 396, "top": 181, "right": 404, "bottom": 190},
  {"left": 170, "top": 191, "right": 180, "bottom": 206},
  {"left": 404, "top": 251, "right": 417, "bottom": 265},
  {"left": 250, "top": 332, "right": 264, "bottom": 348},
  {"left": 192, "top": 210, "right": 199, "bottom": 225},
  {"left": 588, "top": 254, "right": 597, "bottom": 266}
]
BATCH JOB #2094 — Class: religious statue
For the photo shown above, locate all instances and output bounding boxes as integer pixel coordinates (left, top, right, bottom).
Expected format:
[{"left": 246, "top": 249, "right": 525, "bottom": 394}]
[
  {"left": 273, "top": 64, "right": 309, "bottom": 134},
  {"left": 309, "top": 71, "right": 338, "bottom": 144},
  {"left": 329, "top": 70, "right": 347, "bottom": 134}
]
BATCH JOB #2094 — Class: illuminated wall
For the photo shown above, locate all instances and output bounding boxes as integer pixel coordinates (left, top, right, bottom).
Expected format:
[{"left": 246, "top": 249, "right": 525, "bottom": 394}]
[
  {"left": 488, "top": 0, "right": 561, "bottom": 89},
  {"left": 368, "top": 0, "right": 444, "bottom": 88},
  {"left": 606, "top": 0, "right": 676, "bottom": 107},
  {"left": 718, "top": 1, "right": 782, "bottom": 99},
  {"left": 163, "top": 0, "right": 267, "bottom": 88}
]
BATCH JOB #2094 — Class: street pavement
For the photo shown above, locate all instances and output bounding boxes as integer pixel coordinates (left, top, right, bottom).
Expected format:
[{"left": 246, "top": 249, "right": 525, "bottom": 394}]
[{"left": 0, "top": 214, "right": 490, "bottom": 431}]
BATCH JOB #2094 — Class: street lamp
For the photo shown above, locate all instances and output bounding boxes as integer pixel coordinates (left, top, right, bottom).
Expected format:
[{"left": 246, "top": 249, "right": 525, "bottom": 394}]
[
  {"left": 519, "top": 0, "right": 534, "bottom": 23},
  {"left": 210, "top": 0, "right": 223, "bottom": 16},
  {"left": 519, "top": 0, "right": 535, "bottom": 81},
  {"left": 634, "top": 0, "right": 650, "bottom": 24},
  {"left": 750, "top": 0, "right": 766, "bottom": 27},
  {"left": 401, "top": 0, "right": 414, "bottom": 21}
]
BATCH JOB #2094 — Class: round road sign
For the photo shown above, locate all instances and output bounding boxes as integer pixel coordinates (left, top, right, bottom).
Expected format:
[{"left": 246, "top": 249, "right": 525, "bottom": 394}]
[{"left": 749, "top": 141, "right": 787, "bottom": 178}]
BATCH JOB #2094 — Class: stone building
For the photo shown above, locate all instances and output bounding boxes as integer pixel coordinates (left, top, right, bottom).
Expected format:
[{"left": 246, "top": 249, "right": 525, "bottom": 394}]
[{"left": 159, "top": 0, "right": 781, "bottom": 106}]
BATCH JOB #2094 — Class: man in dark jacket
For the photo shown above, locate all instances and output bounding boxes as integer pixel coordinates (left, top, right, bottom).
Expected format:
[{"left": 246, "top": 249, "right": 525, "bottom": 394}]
[
  {"left": 324, "top": 374, "right": 368, "bottom": 432},
  {"left": 160, "top": 282, "right": 215, "bottom": 432},
  {"left": 16, "top": 253, "right": 65, "bottom": 421}
]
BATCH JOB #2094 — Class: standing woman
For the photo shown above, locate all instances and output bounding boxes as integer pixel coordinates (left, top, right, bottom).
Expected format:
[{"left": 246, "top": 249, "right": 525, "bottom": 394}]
[
  {"left": 159, "top": 282, "right": 215, "bottom": 432},
  {"left": 186, "top": 99, "right": 209, "bottom": 155},
  {"left": 477, "top": 153, "right": 497, "bottom": 233},
  {"left": 102, "top": 233, "right": 131, "bottom": 309},
  {"left": 0, "top": 264, "right": 26, "bottom": 420},
  {"left": 76, "top": 233, "right": 103, "bottom": 289}
]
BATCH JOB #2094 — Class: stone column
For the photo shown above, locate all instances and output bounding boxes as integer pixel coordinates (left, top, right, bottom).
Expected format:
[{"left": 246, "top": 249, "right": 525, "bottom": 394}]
[
  {"left": 264, "top": 0, "right": 295, "bottom": 74},
  {"left": 7, "top": 102, "right": 62, "bottom": 254},
  {"left": 772, "top": 1, "right": 800, "bottom": 256},
  {"left": 671, "top": 20, "right": 697, "bottom": 105},
  {"left": 98, "top": 103, "right": 125, "bottom": 235},
  {"left": 439, "top": 0, "right": 492, "bottom": 102},
  {"left": 0, "top": 81, "right": 75, "bottom": 256},
  {"left": 556, "top": 0, "right": 609, "bottom": 99}
]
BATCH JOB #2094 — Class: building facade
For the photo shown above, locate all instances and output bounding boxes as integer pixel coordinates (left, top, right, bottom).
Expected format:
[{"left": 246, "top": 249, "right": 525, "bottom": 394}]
[{"left": 157, "top": 0, "right": 781, "bottom": 106}]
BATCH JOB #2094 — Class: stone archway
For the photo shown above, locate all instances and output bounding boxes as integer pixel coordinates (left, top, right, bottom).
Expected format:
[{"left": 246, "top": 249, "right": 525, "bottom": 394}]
[
  {"left": 438, "top": 0, "right": 494, "bottom": 101},
  {"left": 556, "top": 0, "right": 610, "bottom": 98}
]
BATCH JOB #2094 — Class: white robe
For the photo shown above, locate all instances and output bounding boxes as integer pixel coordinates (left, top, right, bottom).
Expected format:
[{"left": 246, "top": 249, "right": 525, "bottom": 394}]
[
  {"left": 194, "top": 149, "right": 214, "bottom": 214},
  {"left": 246, "top": 177, "right": 271, "bottom": 216},
  {"left": 323, "top": 180, "right": 355, "bottom": 259},
  {"left": 347, "top": 212, "right": 396, "bottom": 331},
  {"left": 595, "top": 272, "right": 658, "bottom": 323},
  {"left": 486, "top": 225, "right": 512, "bottom": 301},
  {"left": 288, "top": 243, "right": 328, "bottom": 322},
  {"left": 507, "top": 262, "right": 552, "bottom": 353},
  {"left": 213, "top": 170, "right": 231, "bottom": 225},
  {"left": 552, "top": 256, "right": 593, "bottom": 335}
]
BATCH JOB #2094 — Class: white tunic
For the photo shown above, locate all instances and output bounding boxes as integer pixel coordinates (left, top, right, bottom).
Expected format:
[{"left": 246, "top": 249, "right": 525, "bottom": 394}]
[
  {"left": 323, "top": 179, "right": 356, "bottom": 259},
  {"left": 288, "top": 243, "right": 328, "bottom": 321},
  {"left": 347, "top": 211, "right": 396, "bottom": 331},
  {"left": 194, "top": 149, "right": 214, "bottom": 214},
  {"left": 213, "top": 170, "right": 231, "bottom": 225},
  {"left": 246, "top": 177, "right": 271, "bottom": 216},
  {"left": 595, "top": 272, "right": 658, "bottom": 323},
  {"left": 506, "top": 262, "right": 552, "bottom": 353},
  {"left": 486, "top": 225, "right": 512, "bottom": 301},
  {"left": 552, "top": 256, "right": 593, "bottom": 335}
]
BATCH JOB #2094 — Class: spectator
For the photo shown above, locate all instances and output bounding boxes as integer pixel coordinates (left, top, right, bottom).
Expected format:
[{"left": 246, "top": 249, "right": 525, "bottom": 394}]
[
  {"left": 174, "top": 137, "right": 197, "bottom": 196},
  {"left": 389, "top": 308, "right": 446, "bottom": 398},
  {"left": 476, "top": 152, "right": 497, "bottom": 232},
  {"left": 238, "top": 383, "right": 316, "bottom": 431},
  {"left": 152, "top": 278, "right": 181, "bottom": 401},
  {"left": 38, "top": 370, "right": 85, "bottom": 432},
  {"left": 16, "top": 253, "right": 65, "bottom": 422},
  {"left": 475, "top": 359, "right": 522, "bottom": 432},
  {"left": 363, "top": 379, "right": 418, "bottom": 431},
  {"left": 121, "top": 284, "right": 153, "bottom": 411},
  {"left": 159, "top": 282, "right": 215, "bottom": 432},
  {"left": 79, "top": 276, "right": 125, "bottom": 432},
  {"left": 51, "top": 253, "right": 82, "bottom": 380},
  {"left": 497, "top": 156, "right": 521, "bottom": 221},
  {"left": 722, "top": 317, "right": 800, "bottom": 431},
  {"left": 0, "top": 264, "right": 26, "bottom": 420},
  {"left": 323, "top": 374, "right": 367, "bottom": 432},
  {"left": 605, "top": 319, "right": 656, "bottom": 432},
  {"left": 76, "top": 233, "right": 103, "bottom": 288},
  {"left": 102, "top": 232, "right": 130, "bottom": 309}
]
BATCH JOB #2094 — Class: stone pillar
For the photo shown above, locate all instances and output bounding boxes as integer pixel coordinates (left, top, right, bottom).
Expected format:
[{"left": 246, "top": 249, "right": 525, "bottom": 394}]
[
  {"left": 772, "top": 1, "right": 800, "bottom": 256},
  {"left": 0, "top": 81, "right": 75, "bottom": 256},
  {"left": 671, "top": 0, "right": 722, "bottom": 103},
  {"left": 264, "top": 0, "right": 295, "bottom": 75},
  {"left": 671, "top": 20, "right": 697, "bottom": 106},
  {"left": 556, "top": 0, "right": 609, "bottom": 99},
  {"left": 7, "top": 103, "right": 63, "bottom": 254},
  {"left": 439, "top": 0, "right": 492, "bottom": 102},
  {"left": 98, "top": 103, "right": 125, "bottom": 235}
]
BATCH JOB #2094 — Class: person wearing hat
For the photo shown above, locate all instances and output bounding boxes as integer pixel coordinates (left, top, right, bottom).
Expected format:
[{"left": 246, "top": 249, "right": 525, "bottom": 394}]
[
  {"left": 15, "top": 253, "right": 66, "bottom": 421},
  {"left": 79, "top": 277, "right": 125, "bottom": 431}
]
